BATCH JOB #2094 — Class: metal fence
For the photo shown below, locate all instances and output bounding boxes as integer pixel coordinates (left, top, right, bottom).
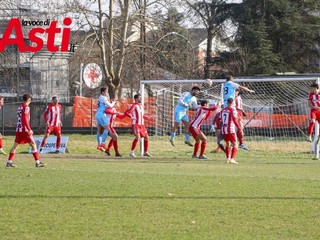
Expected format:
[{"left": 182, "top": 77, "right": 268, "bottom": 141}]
[{"left": 0, "top": 99, "right": 81, "bottom": 136}]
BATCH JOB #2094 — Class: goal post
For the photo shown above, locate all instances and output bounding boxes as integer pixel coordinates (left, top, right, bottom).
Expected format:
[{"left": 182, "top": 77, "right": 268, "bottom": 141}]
[{"left": 140, "top": 76, "right": 320, "bottom": 157}]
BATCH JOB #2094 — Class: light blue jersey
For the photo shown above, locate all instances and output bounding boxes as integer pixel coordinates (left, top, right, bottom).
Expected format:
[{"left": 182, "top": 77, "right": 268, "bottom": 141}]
[
  {"left": 174, "top": 92, "right": 198, "bottom": 123},
  {"left": 96, "top": 95, "right": 114, "bottom": 114},
  {"left": 96, "top": 95, "right": 115, "bottom": 126},
  {"left": 223, "top": 81, "right": 239, "bottom": 107}
]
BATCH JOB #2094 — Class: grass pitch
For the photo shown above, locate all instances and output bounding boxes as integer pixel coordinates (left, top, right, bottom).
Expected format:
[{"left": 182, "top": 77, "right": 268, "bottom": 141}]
[{"left": 0, "top": 135, "right": 320, "bottom": 239}]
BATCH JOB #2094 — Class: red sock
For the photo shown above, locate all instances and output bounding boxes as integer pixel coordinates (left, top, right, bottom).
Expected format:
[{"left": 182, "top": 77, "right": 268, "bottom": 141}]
[
  {"left": 193, "top": 142, "right": 200, "bottom": 156},
  {"left": 308, "top": 122, "right": 315, "bottom": 135},
  {"left": 113, "top": 140, "right": 119, "bottom": 154},
  {"left": 237, "top": 130, "right": 244, "bottom": 145},
  {"left": 200, "top": 141, "right": 207, "bottom": 156},
  {"left": 41, "top": 139, "right": 46, "bottom": 148},
  {"left": 0, "top": 138, "right": 2, "bottom": 148},
  {"left": 33, "top": 152, "right": 40, "bottom": 161},
  {"left": 144, "top": 139, "right": 149, "bottom": 152},
  {"left": 131, "top": 139, "right": 138, "bottom": 151},
  {"left": 225, "top": 146, "right": 230, "bottom": 159},
  {"left": 107, "top": 139, "right": 114, "bottom": 151},
  {"left": 8, "top": 152, "right": 15, "bottom": 160},
  {"left": 56, "top": 136, "right": 61, "bottom": 149},
  {"left": 231, "top": 147, "right": 238, "bottom": 159}
]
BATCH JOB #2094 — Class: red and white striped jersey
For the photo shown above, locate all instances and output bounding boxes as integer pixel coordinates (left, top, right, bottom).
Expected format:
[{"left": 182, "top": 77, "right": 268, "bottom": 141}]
[
  {"left": 16, "top": 103, "right": 31, "bottom": 133},
  {"left": 127, "top": 103, "right": 145, "bottom": 125},
  {"left": 44, "top": 104, "right": 62, "bottom": 127},
  {"left": 220, "top": 106, "right": 240, "bottom": 134},
  {"left": 190, "top": 106, "right": 218, "bottom": 129},
  {"left": 105, "top": 107, "right": 119, "bottom": 127},
  {"left": 105, "top": 107, "right": 116, "bottom": 127},
  {"left": 235, "top": 95, "right": 243, "bottom": 110},
  {"left": 308, "top": 93, "right": 320, "bottom": 108}
]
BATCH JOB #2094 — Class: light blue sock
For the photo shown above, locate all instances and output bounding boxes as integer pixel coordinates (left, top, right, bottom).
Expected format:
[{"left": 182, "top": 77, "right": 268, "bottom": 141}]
[
  {"left": 96, "top": 133, "right": 101, "bottom": 145},
  {"left": 101, "top": 129, "right": 109, "bottom": 143},
  {"left": 185, "top": 133, "right": 190, "bottom": 141},
  {"left": 170, "top": 132, "right": 175, "bottom": 140}
]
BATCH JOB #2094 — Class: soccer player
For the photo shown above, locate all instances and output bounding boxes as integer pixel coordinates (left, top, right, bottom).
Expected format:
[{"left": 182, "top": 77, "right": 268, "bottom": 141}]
[
  {"left": 96, "top": 87, "right": 116, "bottom": 151},
  {"left": 189, "top": 100, "right": 220, "bottom": 160},
  {"left": 223, "top": 75, "right": 254, "bottom": 107},
  {"left": 307, "top": 83, "right": 320, "bottom": 142},
  {"left": 126, "top": 93, "right": 152, "bottom": 158},
  {"left": 6, "top": 94, "right": 46, "bottom": 168},
  {"left": 210, "top": 110, "right": 226, "bottom": 154},
  {"left": 234, "top": 89, "right": 249, "bottom": 150},
  {"left": 170, "top": 86, "right": 200, "bottom": 147},
  {"left": 0, "top": 96, "right": 7, "bottom": 155},
  {"left": 39, "top": 96, "right": 62, "bottom": 153},
  {"left": 104, "top": 105, "right": 126, "bottom": 157},
  {"left": 220, "top": 97, "right": 243, "bottom": 164}
]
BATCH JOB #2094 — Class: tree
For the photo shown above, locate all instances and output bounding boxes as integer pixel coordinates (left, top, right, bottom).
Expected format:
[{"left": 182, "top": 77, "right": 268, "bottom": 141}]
[
  {"left": 186, "top": 0, "right": 238, "bottom": 78},
  {"left": 152, "top": 7, "right": 197, "bottom": 78},
  {"left": 231, "top": 0, "right": 320, "bottom": 75},
  {"left": 58, "top": 0, "right": 136, "bottom": 99},
  {"left": 231, "top": 0, "right": 279, "bottom": 75}
]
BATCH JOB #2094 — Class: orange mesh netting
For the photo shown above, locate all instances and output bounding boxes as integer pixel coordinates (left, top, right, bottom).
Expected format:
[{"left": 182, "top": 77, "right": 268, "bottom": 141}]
[
  {"left": 72, "top": 96, "right": 156, "bottom": 128},
  {"left": 73, "top": 96, "right": 308, "bottom": 129}
]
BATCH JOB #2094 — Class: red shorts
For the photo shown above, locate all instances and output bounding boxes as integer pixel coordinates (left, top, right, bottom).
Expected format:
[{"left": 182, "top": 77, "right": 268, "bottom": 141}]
[
  {"left": 237, "top": 110, "right": 243, "bottom": 120},
  {"left": 46, "top": 125, "right": 61, "bottom": 136},
  {"left": 15, "top": 132, "right": 34, "bottom": 144},
  {"left": 315, "top": 112, "right": 320, "bottom": 123},
  {"left": 132, "top": 124, "right": 148, "bottom": 138},
  {"left": 310, "top": 109, "right": 320, "bottom": 120},
  {"left": 223, "top": 133, "right": 237, "bottom": 143},
  {"left": 109, "top": 126, "right": 117, "bottom": 135},
  {"left": 189, "top": 126, "right": 202, "bottom": 139}
]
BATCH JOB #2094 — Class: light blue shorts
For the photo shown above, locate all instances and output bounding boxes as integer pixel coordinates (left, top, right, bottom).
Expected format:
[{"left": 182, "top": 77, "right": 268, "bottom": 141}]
[
  {"left": 174, "top": 109, "right": 189, "bottom": 123},
  {"left": 96, "top": 112, "right": 110, "bottom": 127}
]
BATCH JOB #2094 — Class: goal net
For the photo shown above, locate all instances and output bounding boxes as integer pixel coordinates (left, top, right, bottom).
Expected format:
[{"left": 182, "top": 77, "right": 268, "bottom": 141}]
[{"left": 140, "top": 76, "right": 320, "bottom": 150}]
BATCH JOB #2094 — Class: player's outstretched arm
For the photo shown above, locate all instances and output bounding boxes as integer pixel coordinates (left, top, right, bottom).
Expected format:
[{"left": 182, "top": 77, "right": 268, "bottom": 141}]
[{"left": 239, "top": 85, "right": 254, "bottom": 93}]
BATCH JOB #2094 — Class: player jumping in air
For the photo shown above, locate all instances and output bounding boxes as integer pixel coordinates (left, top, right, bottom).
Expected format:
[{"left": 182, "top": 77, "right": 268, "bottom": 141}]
[
  {"left": 96, "top": 87, "right": 116, "bottom": 151},
  {"left": 170, "top": 86, "right": 200, "bottom": 147},
  {"left": 223, "top": 75, "right": 254, "bottom": 108}
]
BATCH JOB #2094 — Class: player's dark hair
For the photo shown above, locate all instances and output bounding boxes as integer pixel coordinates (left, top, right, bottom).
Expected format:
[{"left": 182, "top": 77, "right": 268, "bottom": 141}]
[
  {"left": 226, "top": 75, "right": 233, "bottom": 81},
  {"left": 191, "top": 86, "right": 200, "bottom": 92},
  {"left": 227, "top": 98, "right": 233, "bottom": 104},
  {"left": 200, "top": 100, "right": 208, "bottom": 106},
  {"left": 23, "top": 93, "right": 32, "bottom": 102},
  {"left": 52, "top": 96, "right": 57, "bottom": 100},
  {"left": 310, "top": 83, "right": 319, "bottom": 89},
  {"left": 0, "top": 96, "right": 3, "bottom": 99},
  {"left": 100, "top": 87, "right": 107, "bottom": 94},
  {"left": 134, "top": 93, "right": 141, "bottom": 99},
  {"left": 235, "top": 88, "right": 242, "bottom": 95}
]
